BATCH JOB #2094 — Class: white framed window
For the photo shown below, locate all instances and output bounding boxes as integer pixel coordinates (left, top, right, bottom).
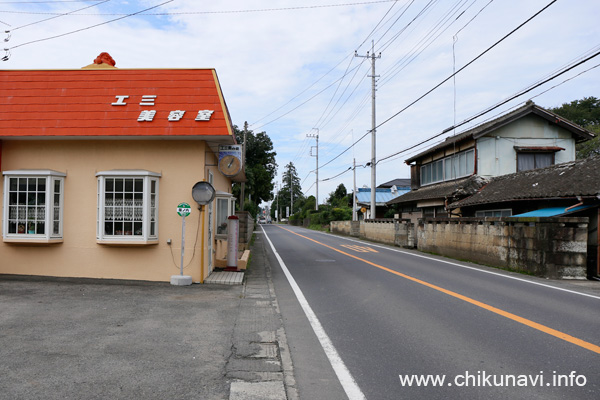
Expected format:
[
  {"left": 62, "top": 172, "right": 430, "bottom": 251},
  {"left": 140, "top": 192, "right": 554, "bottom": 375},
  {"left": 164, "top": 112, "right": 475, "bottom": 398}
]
[
  {"left": 3, "top": 170, "right": 65, "bottom": 243},
  {"left": 96, "top": 170, "right": 160, "bottom": 244}
]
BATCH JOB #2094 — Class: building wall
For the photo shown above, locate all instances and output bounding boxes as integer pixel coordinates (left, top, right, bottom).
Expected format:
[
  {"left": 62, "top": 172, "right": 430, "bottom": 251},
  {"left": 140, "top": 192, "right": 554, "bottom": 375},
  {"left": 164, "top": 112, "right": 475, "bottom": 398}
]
[
  {"left": 477, "top": 115, "right": 576, "bottom": 178},
  {"left": 0, "top": 139, "right": 232, "bottom": 282}
]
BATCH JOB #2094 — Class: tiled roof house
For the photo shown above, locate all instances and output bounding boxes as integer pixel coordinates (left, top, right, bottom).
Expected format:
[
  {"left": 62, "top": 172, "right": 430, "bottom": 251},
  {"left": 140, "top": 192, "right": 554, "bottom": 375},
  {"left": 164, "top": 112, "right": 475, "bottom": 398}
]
[{"left": 387, "top": 101, "right": 595, "bottom": 218}]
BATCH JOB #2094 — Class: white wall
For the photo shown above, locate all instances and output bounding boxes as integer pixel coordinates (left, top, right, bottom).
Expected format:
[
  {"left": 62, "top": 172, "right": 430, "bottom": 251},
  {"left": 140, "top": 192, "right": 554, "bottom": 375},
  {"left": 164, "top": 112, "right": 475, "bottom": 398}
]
[{"left": 476, "top": 115, "right": 576, "bottom": 178}]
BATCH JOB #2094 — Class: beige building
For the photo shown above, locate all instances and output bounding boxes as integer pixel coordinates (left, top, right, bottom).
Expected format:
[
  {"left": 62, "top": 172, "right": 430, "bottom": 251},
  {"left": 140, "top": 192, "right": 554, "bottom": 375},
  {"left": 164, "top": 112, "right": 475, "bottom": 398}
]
[{"left": 0, "top": 53, "right": 243, "bottom": 283}]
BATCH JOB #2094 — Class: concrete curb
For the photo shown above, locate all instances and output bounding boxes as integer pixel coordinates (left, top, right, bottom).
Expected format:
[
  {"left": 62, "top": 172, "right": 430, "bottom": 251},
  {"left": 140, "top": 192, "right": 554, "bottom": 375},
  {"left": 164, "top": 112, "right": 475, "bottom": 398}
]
[{"left": 227, "top": 231, "right": 298, "bottom": 399}]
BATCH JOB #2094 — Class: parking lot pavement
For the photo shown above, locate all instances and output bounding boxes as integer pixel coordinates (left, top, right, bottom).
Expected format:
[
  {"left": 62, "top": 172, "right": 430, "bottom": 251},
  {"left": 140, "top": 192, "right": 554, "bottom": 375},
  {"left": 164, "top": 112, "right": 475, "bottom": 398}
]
[{"left": 0, "top": 276, "right": 243, "bottom": 400}]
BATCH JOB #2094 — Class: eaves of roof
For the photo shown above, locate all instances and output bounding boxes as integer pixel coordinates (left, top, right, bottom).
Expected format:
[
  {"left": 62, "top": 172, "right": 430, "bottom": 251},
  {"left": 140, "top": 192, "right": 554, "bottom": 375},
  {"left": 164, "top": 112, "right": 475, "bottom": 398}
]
[
  {"left": 405, "top": 101, "right": 594, "bottom": 164},
  {"left": 386, "top": 176, "right": 480, "bottom": 205}
]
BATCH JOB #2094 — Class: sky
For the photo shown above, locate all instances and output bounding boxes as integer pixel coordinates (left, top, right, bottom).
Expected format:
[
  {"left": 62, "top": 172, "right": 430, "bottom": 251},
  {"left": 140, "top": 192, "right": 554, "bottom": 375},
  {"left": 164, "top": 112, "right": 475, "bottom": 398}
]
[{"left": 2, "top": 0, "right": 599, "bottom": 207}]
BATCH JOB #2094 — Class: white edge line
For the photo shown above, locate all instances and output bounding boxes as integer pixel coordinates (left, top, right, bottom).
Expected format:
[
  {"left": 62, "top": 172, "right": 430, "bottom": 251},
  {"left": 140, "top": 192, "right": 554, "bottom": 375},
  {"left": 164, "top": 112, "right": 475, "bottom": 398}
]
[
  {"left": 310, "top": 229, "right": 600, "bottom": 301},
  {"left": 261, "top": 225, "right": 367, "bottom": 400}
]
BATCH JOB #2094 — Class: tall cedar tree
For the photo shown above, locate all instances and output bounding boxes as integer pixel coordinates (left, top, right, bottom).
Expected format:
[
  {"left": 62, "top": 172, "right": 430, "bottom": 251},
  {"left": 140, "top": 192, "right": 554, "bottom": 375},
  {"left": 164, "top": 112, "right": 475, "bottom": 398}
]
[
  {"left": 232, "top": 122, "right": 277, "bottom": 210},
  {"left": 275, "top": 162, "right": 304, "bottom": 217}
]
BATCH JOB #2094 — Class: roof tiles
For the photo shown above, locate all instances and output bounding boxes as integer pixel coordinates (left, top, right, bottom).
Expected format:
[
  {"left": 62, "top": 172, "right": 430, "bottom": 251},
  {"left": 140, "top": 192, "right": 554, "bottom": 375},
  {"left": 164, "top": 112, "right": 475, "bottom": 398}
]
[
  {"left": 449, "top": 156, "right": 600, "bottom": 208},
  {"left": 0, "top": 68, "right": 233, "bottom": 138}
]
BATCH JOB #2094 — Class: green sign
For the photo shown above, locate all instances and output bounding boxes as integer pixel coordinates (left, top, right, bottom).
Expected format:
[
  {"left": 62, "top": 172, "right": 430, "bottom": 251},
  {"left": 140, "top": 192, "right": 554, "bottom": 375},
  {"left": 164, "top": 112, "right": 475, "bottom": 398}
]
[{"left": 177, "top": 202, "right": 191, "bottom": 217}]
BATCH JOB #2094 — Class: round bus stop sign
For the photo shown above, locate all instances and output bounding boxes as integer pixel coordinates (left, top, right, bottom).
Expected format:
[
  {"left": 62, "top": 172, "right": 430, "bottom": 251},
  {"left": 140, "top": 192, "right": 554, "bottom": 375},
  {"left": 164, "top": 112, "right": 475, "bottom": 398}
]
[{"left": 177, "top": 202, "right": 191, "bottom": 217}]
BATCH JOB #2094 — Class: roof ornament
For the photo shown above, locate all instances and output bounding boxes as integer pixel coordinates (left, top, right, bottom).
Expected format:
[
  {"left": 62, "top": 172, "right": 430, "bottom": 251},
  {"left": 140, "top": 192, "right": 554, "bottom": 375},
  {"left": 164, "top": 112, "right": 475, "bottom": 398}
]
[
  {"left": 1, "top": 47, "right": 10, "bottom": 62},
  {"left": 93, "top": 52, "right": 116, "bottom": 67}
]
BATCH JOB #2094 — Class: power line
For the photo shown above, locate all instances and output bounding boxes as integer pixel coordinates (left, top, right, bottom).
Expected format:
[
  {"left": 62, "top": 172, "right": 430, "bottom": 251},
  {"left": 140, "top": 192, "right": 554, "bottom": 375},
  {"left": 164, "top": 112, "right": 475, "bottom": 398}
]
[
  {"left": 376, "top": 47, "right": 600, "bottom": 164},
  {"left": 375, "top": 0, "right": 435, "bottom": 54},
  {"left": 356, "top": 0, "right": 401, "bottom": 49},
  {"left": 321, "top": 167, "right": 352, "bottom": 182},
  {"left": 252, "top": 63, "right": 363, "bottom": 130},
  {"left": 453, "top": 0, "right": 494, "bottom": 38},
  {"left": 375, "top": 0, "right": 558, "bottom": 130},
  {"left": 320, "top": 160, "right": 372, "bottom": 182},
  {"left": 378, "top": 0, "right": 482, "bottom": 88},
  {"left": 7, "top": 0, "right": 173, "bottom": 51},
  {"left": 1, "top": 1, "right": 98, "bottom": 3},
  {"left": 10, "top": 0, "right": 108, "bottom": 31},
  {"left": 325, "top": 45, "right": 600, "bottom": 173},
  {"left": 252, "top": 1, "right": 398, "bottom": 131},
  {"left": 0, "top": 1, "right": 399, "bottom": 15},
  {"left": 313, "top": 0, "right": 581, "bottom": 179},
  {"left": 250, "top": 55, "right": 352, "bottom": 127},
  {"left": 315, "top": 58, "right": 369, "bottom": 131},
  {"left": 312, "top": 55, "right": 357, "bottom": 129}
]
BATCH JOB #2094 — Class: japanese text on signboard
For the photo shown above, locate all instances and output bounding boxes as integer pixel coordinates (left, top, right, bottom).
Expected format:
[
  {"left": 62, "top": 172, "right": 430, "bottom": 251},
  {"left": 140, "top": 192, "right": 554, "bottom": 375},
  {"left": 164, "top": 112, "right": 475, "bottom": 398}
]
[{"left": 111, "top": 95, "right": 214, "bottom": 122}]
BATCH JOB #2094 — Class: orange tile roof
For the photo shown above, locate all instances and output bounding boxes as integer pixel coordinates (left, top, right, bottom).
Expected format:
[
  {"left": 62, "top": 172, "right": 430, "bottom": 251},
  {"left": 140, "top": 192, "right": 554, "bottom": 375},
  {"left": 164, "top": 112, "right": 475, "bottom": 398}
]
[{"left": 0, "top": 68, "right": 234, "bottom": 138}]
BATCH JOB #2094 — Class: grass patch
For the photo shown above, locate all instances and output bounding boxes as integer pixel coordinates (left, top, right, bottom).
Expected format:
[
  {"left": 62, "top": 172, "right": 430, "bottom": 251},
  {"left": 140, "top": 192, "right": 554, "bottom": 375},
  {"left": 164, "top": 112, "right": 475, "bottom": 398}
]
[{"left": 307, "top": 224, "right": 330, "bottom": 232}]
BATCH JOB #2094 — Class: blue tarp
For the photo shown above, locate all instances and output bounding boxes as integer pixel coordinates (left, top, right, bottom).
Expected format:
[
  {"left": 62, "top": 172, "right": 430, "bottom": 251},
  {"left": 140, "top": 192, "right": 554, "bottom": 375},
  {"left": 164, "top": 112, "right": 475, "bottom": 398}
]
[{"left": 510, "top": 205, "right": 593, "bottom": 218}]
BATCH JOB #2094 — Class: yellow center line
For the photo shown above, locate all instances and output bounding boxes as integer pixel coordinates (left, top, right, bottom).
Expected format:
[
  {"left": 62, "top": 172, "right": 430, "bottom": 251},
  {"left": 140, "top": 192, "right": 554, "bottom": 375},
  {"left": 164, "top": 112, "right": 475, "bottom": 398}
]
[{"left": 276, "top": 225, "right": 600, "bottom": 354}]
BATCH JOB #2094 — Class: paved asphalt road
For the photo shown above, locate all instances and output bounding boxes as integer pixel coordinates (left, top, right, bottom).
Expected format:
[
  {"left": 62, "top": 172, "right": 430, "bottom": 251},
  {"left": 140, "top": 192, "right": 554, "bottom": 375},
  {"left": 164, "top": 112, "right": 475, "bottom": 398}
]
[{"left": 260, "top": 224, "right": 600, "bottom": 400}]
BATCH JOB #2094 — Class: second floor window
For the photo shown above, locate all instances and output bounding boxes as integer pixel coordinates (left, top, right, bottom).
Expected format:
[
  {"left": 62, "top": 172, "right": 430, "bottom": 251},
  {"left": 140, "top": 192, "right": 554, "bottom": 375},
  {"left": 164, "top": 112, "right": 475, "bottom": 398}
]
[
  {"left": 421, "top": 149, "right": 475, "bottom": 186},
  {"left": 517, "top": 152, "right": 553, "bottom": 172}
]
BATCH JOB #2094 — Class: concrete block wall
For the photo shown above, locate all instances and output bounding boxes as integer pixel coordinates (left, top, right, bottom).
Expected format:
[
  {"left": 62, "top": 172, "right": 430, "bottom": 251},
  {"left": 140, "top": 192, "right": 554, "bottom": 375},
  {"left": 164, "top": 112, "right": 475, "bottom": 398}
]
[
  {"left": 329, "top": 217, "right": 588, "bottom": 279},
  {"left": 417, "top": 217, "right": 588, "bottom": 279},
  {"left": 394, "top": 219, "right": 414, "bottom": 248},
  {"left": 360, "top": 219, "right": 396, "bottom": 245},
  {"left": 235, "top": 211, "right": 254, "bottom": 249},
  {"left": 331, "top": 220, "right": 412, "bottom": 247}
]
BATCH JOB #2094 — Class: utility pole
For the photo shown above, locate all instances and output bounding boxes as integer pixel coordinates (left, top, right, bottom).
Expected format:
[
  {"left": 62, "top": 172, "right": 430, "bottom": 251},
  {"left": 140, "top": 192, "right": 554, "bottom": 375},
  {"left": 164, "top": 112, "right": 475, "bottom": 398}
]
[
  {"left": 275, "top": 182, "right": 279, "bottom": 222},
  {"left": 353, "top": 158, "right": 357, "bottom": 221},
  {"left": 240, "top": 123, "right": 248, "bottom": 210},
  {"left": 290, "top": 167, "right": 293, "bottom": 215},
  {"left": 307, "top": 128, "right": 319, "bottom": 210},
  {"left": 355, "top": 41, "right": 380, "bottom": 219}
]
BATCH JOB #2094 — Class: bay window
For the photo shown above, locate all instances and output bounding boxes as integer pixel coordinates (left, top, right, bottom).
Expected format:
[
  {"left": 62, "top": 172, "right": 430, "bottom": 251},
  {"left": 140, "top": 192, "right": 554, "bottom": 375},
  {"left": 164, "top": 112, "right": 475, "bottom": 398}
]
[
  {"left": 3, "top": 170, "right": 65, "bottom": 242},
  {"left": 96, "top": 170, "right": 160, "bottom": 243}
]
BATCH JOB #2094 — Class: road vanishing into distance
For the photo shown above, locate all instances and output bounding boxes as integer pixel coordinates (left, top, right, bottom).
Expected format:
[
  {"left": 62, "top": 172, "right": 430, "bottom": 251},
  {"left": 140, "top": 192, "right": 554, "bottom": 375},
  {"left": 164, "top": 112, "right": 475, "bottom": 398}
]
[{"left": 258, "top": 224, "right": 599, "bottom": 400}]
